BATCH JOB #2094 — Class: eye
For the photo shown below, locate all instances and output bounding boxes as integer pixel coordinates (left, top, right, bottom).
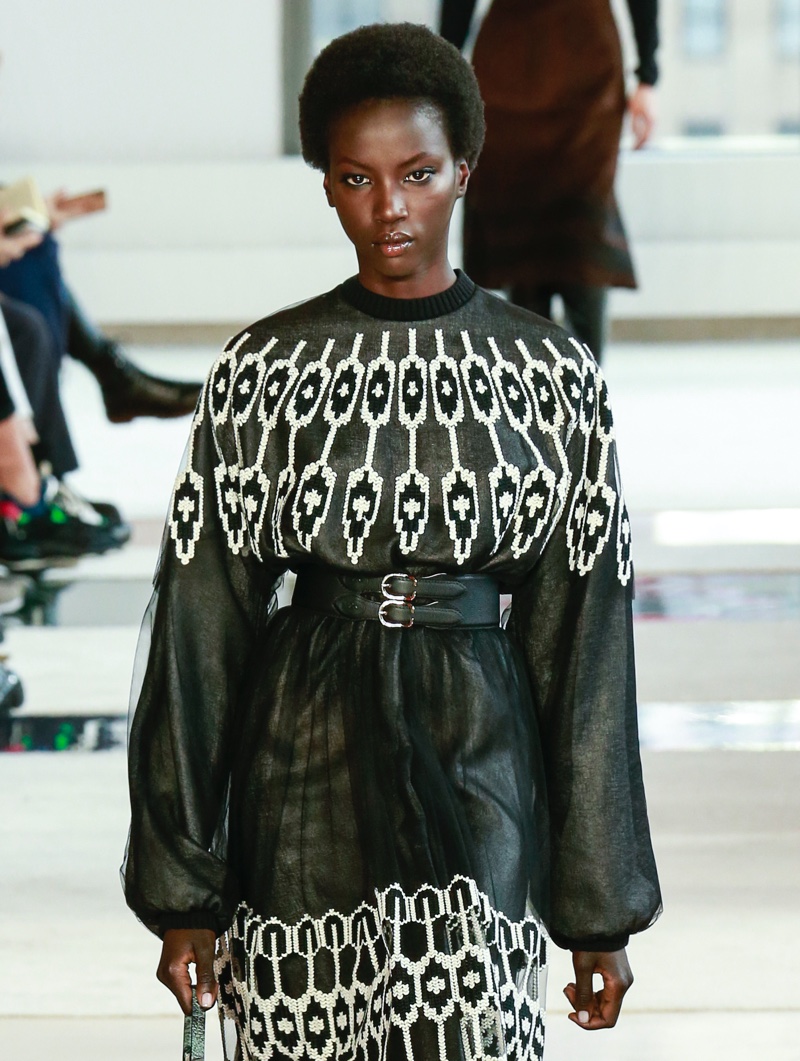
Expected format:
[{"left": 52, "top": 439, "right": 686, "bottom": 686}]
[
  {"left": 405, "top": 168, "right": 435, "bottom": 183},
  {"left": 343, "top": 173, "right": 370, "bottom": 187}
]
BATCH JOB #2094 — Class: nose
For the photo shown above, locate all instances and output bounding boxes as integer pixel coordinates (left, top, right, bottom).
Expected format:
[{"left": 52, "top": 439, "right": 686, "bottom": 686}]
[{"left": 373, "top": 182, "right": 408, "bottom": 225}]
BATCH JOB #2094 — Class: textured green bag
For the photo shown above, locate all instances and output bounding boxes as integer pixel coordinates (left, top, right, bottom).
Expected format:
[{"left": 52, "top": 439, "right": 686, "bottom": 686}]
[{"left": 183, "top": 987, "right": 206, "bottom": 1061}]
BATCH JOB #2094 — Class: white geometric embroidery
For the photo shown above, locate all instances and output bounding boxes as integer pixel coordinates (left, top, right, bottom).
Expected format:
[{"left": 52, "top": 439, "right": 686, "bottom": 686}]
[
  {"left": 169, "top": 466, "right": 204, "bottom": 564},
  {"left": 214, "top": 461, "right": 248, "bottom": 554},
  {"left": 394, "top": 331, "right": 430, "bottom": 554},
  {"left": 174, "top": 321, "right": 628, "bottom": 587},
  {"left": 433, "top": 331, "right": 479, "bottom": 564},
  {"left": 290, "top": 339, "right": 336, "bottom": 552},
  {"left": 215, "top": 876, "right": 547, "bottom": 1061},
  {"left": 343, "top": 333, "right": 395, "bottom": 563},
  {"left": 461, "top": 333, "right": 519, "bottom": 553}
]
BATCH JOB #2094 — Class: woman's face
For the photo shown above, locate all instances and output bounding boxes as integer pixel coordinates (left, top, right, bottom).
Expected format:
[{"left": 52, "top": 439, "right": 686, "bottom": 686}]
[{"left": 324, "top": 98, "right": 470, "bottom": 298}]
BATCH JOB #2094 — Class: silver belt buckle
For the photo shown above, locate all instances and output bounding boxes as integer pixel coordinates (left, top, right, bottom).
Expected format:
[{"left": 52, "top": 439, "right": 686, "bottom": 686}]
[
  {"left": 378, "top": 599, "right": 415, "bottom": 628},
  {"left": 379, "top": 573, "right": 417, "bottom": 627},
  {"left": 380, "top": 572, "right": 417, "bottom": 602}
]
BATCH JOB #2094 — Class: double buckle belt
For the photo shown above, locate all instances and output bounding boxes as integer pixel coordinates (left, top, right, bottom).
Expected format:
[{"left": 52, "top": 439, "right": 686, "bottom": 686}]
[{"left": 292, "top": 569, "right": 500, "bottom": 629}]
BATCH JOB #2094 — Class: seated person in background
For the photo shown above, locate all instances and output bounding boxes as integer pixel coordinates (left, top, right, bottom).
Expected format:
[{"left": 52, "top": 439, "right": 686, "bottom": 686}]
[
  {"left": 0, "top": 190, "right": 203, "bottom": 423},
  {"left": 0, "top": 218, "right": 129, "bottom": 567}
]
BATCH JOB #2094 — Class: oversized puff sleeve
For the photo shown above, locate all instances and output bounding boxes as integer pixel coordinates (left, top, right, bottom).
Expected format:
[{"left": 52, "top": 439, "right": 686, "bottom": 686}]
[
  {"left": 122, "top": 344, "right": 286, "bottom": 937},
  {"left": 507, "top": 346, "right": 662, "bottom": 951}
]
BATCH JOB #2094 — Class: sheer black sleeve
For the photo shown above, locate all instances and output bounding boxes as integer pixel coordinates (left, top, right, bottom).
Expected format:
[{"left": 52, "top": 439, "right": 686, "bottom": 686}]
[
  {"left": 439, "top": 0, "right": 480, "bottom": 50},
  {"left": 122, "top": 349, "right": 285, "bottom": 938},
  {"left": 507, "top": 350, "right": 661, "bottom": 951},
  {"left": 626, "top": 0, "right": 659, "bottom": 85}
]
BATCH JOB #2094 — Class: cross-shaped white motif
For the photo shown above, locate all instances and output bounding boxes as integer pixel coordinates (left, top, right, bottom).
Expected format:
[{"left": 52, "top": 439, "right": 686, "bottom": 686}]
[
  {"left": 336, "top": 1012, "right": 348, "bottom": 1029},
  {"left": 244, "top": 495, "right": 259, "bottom": 517},
  {"left": 526, "top": 493, "right": 544, "bottom": 516},
  {"left": 268, "top": 381, "right": 281, "bottom": 396},
  {"left": 225, "top": 489, "right": 239, "bottom": 512},
  {"left": 451, "top": 495, "right": 471, "bottom": 520},
  {"left": 308, "top": 1016, "right": 325, "bottom": 1035},
  {"left": 216, "top": 377, "right": 226, "bottom": 393},
  {"left": 570, "top": 382, "right": 580, "bottom": 399},
  {"left": 508, "top": 385, "right": 519, "bottom": 401},
  {"left": 406, "top": 380, "right": 418, "bottom": 396},
  {"left": 304, "top": 488, "right": 321, "bottom": 514},
  {"left": 586, "top": 507, "right": 605, "bottom": 535},
  {"left": 475, "top": 378, "right": 487, "bottom": 394},
  {"left": 176, "top": 496, "right": 194, "bottom": 521},
  {"left": 372, "top": 382, "right": 384, "bottom": 398},
  {"left": 440, "top": 379, "right": 452, "bottom": 396},
  {"left": 276, "top": 1019, "right": 294, "bottom": 1035},
  {"left": 238, "top": 379, "right": 251, "bottom": 395},
  {"left": 403, "top": 497, "right": 421, "bottom": 520},
  {"left": 352, "top": 494, "right": 372, "bottom": 520},
  {"left": 499, "top": 490, "right": 514, "bottom": 515},
  {"left": 302, "top": 385, "right": 314, "bottom": 400},
  {"left": 463, "top": 970, "right": 481, "bottom": 989},
  {"left": 338, "top": 383, "right": 349, "bottom": 397},
  {"left": 427, "top": 976, "right": 446, "bottom": 994},
  {"left": 393, "top": 982, "right": 410, "bottom": 999},
  {"left": 539, "top": 385, "right": 549, "bottom": 401}
]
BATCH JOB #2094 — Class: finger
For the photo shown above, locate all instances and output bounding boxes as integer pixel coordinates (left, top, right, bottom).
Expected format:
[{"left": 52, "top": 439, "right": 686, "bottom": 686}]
[
  {"left": 571, "top": 953, "right": 597, "bottom": 1026},
  {"left": 194, "top": 934, "right": 218, "bottom": 1009},
  {"left": 157, "top": 952, "right": 194, "bottom": 1015},
  {"left": 595, "top": 966, "right": 632, "bottom": 1028}
]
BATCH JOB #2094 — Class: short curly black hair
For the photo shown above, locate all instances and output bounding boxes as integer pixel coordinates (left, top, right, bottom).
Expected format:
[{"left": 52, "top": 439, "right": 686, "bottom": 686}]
[{"left": 299, "top": 22, "right": 485, "bottom": 171}]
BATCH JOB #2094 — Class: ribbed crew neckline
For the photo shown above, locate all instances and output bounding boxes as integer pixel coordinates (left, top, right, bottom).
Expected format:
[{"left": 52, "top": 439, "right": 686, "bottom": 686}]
[{"left": 339, "top": 270, "right": 476, "bottom": 322}]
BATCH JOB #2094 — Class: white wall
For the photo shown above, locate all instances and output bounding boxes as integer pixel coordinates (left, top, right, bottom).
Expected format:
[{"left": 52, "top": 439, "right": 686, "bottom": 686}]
[
  {"left": 3, "top": 146, "right": 796, "bottom": 327},
  {"left": 0, "top": 0, "right": 282, "bottom": 162}
]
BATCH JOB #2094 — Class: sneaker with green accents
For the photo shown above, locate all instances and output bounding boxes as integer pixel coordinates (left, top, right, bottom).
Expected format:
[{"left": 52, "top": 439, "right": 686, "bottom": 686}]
[{"left": 0, "top": 477, "right": 124, "bottom": 570}]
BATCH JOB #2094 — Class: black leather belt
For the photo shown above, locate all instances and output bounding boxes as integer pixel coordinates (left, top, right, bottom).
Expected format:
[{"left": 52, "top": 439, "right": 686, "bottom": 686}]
[{"left": 292, "top": 570, "right": 500, "bottom": 629}]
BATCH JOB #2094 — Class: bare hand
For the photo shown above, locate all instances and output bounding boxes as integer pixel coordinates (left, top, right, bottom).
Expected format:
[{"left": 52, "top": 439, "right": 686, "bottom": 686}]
[
  {"left": 157, "top": 928, "right": 218, "bottom": 1016},
  {"left": 628, "top": 84, "right": 655, "bottom": 149},
  {"left": 0, "top": 209, "right": 43, "bottom": 267},
  {"left": 0, "top": 414, "right": 40, "bottom": 506},
  {"left": 45, "top": 188, "right": 106, "bottom": 230},
  {"left": 564, "top": 948, "right": 633, "bottom": 1030}
]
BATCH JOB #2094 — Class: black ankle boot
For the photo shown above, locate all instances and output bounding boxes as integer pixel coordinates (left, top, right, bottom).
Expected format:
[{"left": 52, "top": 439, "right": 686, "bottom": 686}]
[{"left": 66, "top": 298, "right": 203, "bottom": 424}]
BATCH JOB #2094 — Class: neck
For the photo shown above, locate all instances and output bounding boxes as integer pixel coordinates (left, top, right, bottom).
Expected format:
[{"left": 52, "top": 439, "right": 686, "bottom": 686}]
[{"left": 356, "top": 260, "right": 457, "bottom": 301}]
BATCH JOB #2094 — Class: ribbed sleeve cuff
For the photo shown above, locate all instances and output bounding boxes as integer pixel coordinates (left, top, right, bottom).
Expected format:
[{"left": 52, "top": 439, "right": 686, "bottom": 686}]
[
  {"left": 550, "top": 931, "right": 630, "bottom": 953},
  {"left": 159, "top": 910, "right": 223, "bottom": 937}
]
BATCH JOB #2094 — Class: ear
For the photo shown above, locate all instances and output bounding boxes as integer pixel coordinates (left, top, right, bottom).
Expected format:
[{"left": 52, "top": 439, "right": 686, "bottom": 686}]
[
  {"left": 455, "top": 160, "right": 471, "bottom": 199},
  {"left": 323, "top": 173, "right": 335, "bottom": 208}
]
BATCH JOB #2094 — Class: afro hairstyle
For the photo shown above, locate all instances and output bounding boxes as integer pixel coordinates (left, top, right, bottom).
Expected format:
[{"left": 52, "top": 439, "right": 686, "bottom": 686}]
[{"left": 299, "top": 22, "right": 485, "bottom": 172}]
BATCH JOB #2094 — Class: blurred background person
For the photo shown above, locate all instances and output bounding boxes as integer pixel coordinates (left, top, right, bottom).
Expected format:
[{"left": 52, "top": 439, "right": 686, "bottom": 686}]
[
  {"left": 441, "top": 0, "right": 658, "bottom": 360},
  {"left": 0, "top": 191, "right": 204, "bottom": 424},
  {"left": 0, "top": 215, "right": 130, "bottom": 566}
]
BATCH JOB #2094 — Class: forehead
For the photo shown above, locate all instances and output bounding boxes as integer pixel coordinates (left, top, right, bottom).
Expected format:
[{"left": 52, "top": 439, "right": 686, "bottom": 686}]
[{"left": 328, "top": 98, "right": 452, "bottom": 163}]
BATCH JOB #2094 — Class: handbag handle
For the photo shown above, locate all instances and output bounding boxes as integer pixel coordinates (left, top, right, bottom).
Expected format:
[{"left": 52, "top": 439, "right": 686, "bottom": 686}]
[{"left": 183, "top": 987, "right": 206, "bottom": 1061}]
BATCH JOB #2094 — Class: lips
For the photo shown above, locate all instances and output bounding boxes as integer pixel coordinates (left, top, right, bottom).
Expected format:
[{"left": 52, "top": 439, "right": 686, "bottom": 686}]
[{"left": 373, "top": 232, "right": 413, "bottom": 257}]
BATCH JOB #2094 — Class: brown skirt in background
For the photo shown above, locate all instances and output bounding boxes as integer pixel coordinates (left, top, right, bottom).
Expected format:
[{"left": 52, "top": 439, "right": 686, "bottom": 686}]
[{"left": 465, "top": 0, "right": 636, "bottom": 291}]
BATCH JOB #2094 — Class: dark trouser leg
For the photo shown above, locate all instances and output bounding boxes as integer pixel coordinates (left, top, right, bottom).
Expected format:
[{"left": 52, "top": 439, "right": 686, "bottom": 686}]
[
  {"left": 559, "top": 284, "right": 608, "bottom": 361},
  {"left": 1, "top": 297, "right": 79, "bottom": 477},
  {"left": 509, "top": 284, "right": 555, "bottom": 324},
  {"left": 0, "top": 234, "right": 69, "bottom": 362}
]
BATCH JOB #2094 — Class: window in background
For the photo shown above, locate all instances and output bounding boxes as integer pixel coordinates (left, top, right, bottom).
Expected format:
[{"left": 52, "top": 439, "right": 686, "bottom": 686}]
[
  {"left": 777, "top": 118, "right": 800, "bottom": 134},
  {"left": 776, "top": 0, "right": 800, "bottom": 58},
  {"left": 312, "top": 0, "right": 383, "bottom": 53},
  {"left": 683, "top": 0, "right": 727, "bottom": 58}
]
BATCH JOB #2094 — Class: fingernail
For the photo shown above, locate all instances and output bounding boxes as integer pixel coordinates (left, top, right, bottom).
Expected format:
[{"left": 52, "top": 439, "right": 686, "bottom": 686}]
[
  {"left": 201, "top": 993, "right": 214, "bottom": 1008},
  {"left": 578, "top": 1010, "right": 590, "bottom": 1024}
]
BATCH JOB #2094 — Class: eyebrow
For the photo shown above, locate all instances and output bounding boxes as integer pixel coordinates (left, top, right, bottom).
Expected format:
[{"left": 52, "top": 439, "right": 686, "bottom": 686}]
[{"left": 334, "top": 152, "right": 436, "bottom": 171}]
